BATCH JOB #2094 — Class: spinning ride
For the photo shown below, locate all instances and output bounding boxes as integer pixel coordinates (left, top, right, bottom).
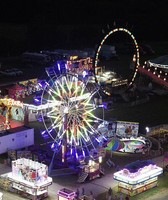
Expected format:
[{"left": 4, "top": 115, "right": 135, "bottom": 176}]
[
  {"left": 40, "top": 73, "right": 102, "bottom": 168},
  {"left": 93, "top": 28, "right": 140, "bottom": 91}
]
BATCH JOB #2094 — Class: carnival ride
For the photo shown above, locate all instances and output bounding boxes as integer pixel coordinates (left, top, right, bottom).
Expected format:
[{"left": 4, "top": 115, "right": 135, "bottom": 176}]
[
  {"left": 93, "top": 28, "right": 140, "bottom": 92},
  {"left": 138, "top": 57, "right": 168, "bottom": 88},
  {"left": 38, "top": 27, "right": 153, "bottom": 175},
  {"left": 38, "top": 72, "right": 104, "bottom": 172}
]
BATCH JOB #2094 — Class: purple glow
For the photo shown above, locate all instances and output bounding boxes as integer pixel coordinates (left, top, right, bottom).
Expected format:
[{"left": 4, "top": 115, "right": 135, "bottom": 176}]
[
  {"left": 51, "top": 143, "right": 54, "bottom": 149},
  {"left": 57, "top": 63, "right": 61, "bottom": 71},
  {"left": 82, "top": 149, "right": 86, "bottom": 157},
  {"left": 82, "top": 70, "right": 87, "bottom": 78},
  {"left": 41, "top": 131, "right": 49, "bottom": 139},
  {"left": 98, "top": 104, "right": 105, "bottom": 108},
  {"left": 41, "top": 131, "right": 46, "bottom": 135},
  {"left": 75, "top": 152, "right": 78, "bottom": 159},
  {"left": 34, "top": 98, "right": 40, "bottom": 102},
  {"left": 58, "top": 140, "right": 61, "bottom": 146},
  {"left": 38, "top": 83, "right": 42, "bottom": 87},
  {"left": 65, "top": 63, "right": 67, "bottom": 69},
  {"left": 103, "top": 136, "right": 107, "bottom": 141},
  {"left": 70, "top": 148, "right": 73, "bottom": 155},
  {"left": 124, "top": 160, "right": 155, "bottom": 173},
  {"left": 45, "top": 81, "right": 49, "bottom": 86},
  {"left": 96, "top": 138, "right": 100, "bottom": 143}
]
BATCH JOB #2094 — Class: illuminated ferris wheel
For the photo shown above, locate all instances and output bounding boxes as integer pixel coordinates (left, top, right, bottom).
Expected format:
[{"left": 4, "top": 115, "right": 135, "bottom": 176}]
[{"left": 40, "top": 73, "right": 102, "bottom": 159}]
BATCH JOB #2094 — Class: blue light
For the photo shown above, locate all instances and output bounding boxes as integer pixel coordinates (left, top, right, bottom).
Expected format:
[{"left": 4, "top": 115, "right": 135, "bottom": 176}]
[
  {"left": 96, "top": 138, "right": 100, "bottom": 143},
  {"left": 103, "top": 136, "right": 107, "bottom": 141},
  {"left": 38, "top": 83, "right": 42, "bottom": 87},
  {"left": 41, "top": 131, "right": 46, "bottom": 135},
  {"left": 70, "top": 148, "right": 73, "bottom": 155},
  {"left": 41, "top": 130, "right": 49, "bottom": 139},
  {"left": 82, "top": 70, "right": 87, "bottom": 78},
  {"left": 82, "top": 149, "right": 86, "bottom": 157},
  {"left": 98, "top": 104, "right": 104, "bottom": 108},
  {"left": 75, "top": 152, "right": 78, "bottom": 159},
  {"left": 58, "top": 140, "right": 61, "bottom": 146},
  {"left": 34, "top": 98, "right": 40, "bottom": 102},
  {"left": 57, "top": 63, "right": 61, "bottom": 71},
  {"left": 51, "top": 143, "right": 55, "bottom": 149},
  {"left": 45, "top": 81, "right": 49, "bottom": 86}
]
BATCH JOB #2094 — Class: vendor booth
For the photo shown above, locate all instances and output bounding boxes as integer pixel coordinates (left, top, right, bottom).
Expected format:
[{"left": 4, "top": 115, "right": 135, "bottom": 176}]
[
  {"left": 0, "top": 97, "right": 24, "bottom": 123},
  {"left": 113, "top": 160, "right": 163, "bottom": 196},
  {"left": 6, "top": 158, "right": 52, "bottom": 200},
  {"left": 77, "top": 158, "right": 104, "bottom": 183}
]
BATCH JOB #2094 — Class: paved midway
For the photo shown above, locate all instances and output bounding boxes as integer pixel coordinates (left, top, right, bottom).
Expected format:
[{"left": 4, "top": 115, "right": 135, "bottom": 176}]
[{"left": 0, "top": 153, "right": 168, "bottom": 200}]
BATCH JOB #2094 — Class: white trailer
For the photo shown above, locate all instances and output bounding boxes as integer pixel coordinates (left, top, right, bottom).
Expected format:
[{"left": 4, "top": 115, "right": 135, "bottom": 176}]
[{"left": 0, "top": 126, "right": 34, "bottom": 154}]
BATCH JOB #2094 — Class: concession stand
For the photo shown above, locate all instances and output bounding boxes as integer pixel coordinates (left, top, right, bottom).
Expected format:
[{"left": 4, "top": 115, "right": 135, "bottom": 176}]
[
  {"left": 5, "top": 158, "right": 52, "bottom": 200},
  {"left": 113, "top": 160, "right": 163, "bottom": 196}
]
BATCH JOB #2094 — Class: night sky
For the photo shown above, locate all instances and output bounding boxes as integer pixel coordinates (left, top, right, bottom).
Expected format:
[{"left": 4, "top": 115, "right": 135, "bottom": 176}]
[{"left": 0, "top": 0, "right": 167, "bottom": 54}]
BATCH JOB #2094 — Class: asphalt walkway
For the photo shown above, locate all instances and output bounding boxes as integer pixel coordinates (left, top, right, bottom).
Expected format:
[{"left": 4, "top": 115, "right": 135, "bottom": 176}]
[{"left": 0, "top": 152, "right": 168, "bottom": 200}]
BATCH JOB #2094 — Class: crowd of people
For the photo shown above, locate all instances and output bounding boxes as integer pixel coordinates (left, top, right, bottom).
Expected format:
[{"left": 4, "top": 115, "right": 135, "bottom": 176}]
[{"left": 73, "top": 187, "right": 131, "bottom": 200}]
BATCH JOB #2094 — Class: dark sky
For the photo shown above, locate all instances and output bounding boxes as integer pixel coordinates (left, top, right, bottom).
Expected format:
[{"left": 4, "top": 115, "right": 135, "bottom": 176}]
[
  {"left": 0, "top": 0, "right": 167, "bottom": 25},
  {"left": 0, "top": 0, "right": 167, "bottom": 53}
]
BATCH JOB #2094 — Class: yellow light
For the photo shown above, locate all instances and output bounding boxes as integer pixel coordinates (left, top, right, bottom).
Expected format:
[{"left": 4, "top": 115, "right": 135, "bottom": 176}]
[
  {"left": 89, "top": 160, "right": 92, "bottom": 166},
  {"left": 70, "top": 55, "right": 78, "bottom": 60},
  {"left": 99, "top": 156, "right": 102, "bottom": 163}
]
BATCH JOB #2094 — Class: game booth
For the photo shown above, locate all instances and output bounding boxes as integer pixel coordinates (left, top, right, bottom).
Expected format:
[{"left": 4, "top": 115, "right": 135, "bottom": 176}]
[
  {"left": 3, "top": 158, "right": 52, "bottom": 200},
  {"left": 0, "top": 98, "right": 24, "bottom": 131},
  {"left": 113, "top": 160, "right": 163, "bottom": 196}
]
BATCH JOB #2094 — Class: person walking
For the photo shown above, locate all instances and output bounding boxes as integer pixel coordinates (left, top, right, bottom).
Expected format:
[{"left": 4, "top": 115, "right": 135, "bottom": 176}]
[
  {"left": 82, "top": 187, "right": 85, "bottom": 196},
  {"left": 125, "top": 195, "right": 130, "bottom": 200},
  {"left": 119, "top": 192, "right": 123, "bottom": 200},
  {"left": 106, "top": 187, "right": 113, "bottom": 200},
  {"left": 89, "top": 191, "right": 95, "bottom": 200},
  {"left": 76, "top": 188, "right": 80, "bottom": 199}
]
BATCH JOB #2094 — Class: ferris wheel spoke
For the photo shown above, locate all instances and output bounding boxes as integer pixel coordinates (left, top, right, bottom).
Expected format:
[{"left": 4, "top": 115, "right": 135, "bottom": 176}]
[{"left": 41, "top": 73, "right": 102, "bottom": 156}]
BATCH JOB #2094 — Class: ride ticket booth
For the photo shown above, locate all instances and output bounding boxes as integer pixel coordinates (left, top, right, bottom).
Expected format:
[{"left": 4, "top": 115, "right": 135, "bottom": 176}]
[{"left": 57, "top": 188, "right": 76, "bottom": 200}]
